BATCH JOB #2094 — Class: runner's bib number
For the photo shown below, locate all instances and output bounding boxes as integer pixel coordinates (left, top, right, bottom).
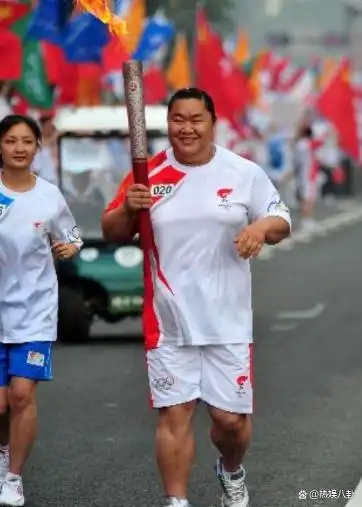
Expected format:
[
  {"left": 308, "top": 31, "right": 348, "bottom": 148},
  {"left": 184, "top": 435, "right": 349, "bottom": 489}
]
[{"left": 150, "top": 184, "right": 175, "bottom": 197}]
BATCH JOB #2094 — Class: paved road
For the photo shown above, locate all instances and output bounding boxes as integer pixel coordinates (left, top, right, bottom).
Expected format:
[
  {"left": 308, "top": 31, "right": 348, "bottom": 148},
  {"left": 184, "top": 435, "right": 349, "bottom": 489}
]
[{"left": 25, "top": 217, "right": 362, "bottom": 507}]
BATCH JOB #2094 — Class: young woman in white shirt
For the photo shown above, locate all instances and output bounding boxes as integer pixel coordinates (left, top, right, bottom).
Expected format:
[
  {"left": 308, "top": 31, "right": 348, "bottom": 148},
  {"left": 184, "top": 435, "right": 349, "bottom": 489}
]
[{"left": 0, "top": 114, "right": 82, "bottom": 506}]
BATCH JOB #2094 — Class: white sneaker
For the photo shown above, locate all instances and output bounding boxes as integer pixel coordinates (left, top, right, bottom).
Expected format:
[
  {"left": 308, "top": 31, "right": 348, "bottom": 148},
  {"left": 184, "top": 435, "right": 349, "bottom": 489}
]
[
  {"left": 0, "top": 474, "right": 25, "bottom": 506},
  {"left": 215, "top": 458, "right": 249, "bottom": 507},
  {"left": 0, "top": 449, "right": 9, "bottom": 484},
  {"left": 164, "top": 498, "right": 191, "bottom": 507}
]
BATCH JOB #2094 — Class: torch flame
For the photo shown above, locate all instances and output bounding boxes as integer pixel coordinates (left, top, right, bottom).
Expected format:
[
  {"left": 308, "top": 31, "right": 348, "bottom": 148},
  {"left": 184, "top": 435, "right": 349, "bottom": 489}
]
[{"left": 76, "top": 0, "right": 128, "bottom": 39}]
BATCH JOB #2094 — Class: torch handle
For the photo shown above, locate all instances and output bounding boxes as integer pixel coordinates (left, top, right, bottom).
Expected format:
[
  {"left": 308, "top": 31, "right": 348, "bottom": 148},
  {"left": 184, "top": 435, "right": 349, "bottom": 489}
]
[{"left": 122, "top": 60, "right": 153, "bottom": 253}]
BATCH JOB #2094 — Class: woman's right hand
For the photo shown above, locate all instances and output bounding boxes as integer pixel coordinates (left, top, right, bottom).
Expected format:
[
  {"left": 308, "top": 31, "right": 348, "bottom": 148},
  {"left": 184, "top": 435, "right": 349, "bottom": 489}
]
[{"left": 125, "top": 183, "right": 152, "bottom": 212}]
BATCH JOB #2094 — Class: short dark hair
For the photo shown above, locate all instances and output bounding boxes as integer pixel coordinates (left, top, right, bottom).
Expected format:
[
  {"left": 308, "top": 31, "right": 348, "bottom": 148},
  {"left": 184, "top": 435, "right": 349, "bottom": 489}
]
[
  {"left": 0, "top": 114, "right": 42, "bottom": 167},
  {"left": 167, "top": 87, "right": 217, "bottom": 122}
]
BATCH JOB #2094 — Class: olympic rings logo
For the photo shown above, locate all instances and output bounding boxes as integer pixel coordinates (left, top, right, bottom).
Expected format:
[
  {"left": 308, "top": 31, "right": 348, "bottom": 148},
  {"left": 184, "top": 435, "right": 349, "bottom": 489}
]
[{"left": 151, "top": 376, "right": 174, "bottom": 391}]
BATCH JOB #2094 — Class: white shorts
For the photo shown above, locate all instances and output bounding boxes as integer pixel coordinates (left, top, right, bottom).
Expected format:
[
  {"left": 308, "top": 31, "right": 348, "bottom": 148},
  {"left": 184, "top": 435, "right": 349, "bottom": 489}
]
[{"left": 146, "top": 343, "right": 254, "bottom": 414}]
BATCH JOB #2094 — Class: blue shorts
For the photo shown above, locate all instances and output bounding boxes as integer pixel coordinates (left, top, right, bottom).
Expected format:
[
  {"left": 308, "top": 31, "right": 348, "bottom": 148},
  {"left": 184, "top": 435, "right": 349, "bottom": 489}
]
[{"left": 0, "top": 342, "right": 53, "bottom": 387}]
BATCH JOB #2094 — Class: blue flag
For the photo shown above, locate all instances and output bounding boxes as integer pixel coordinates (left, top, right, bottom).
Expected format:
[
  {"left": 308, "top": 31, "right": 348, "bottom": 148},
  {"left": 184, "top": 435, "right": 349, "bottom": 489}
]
[
  {"left": 26, "top": 0, "right": 64, "bottom": 44},
  {"left": 62, "top": 13, "right": 109, "bottom": 63},
  {"left": 58, "top": 0, "right": 74, "bottom": 28},
  {"left": 27, "top": 3, "right": 109, "bottom": 64},
  {"left": 133, "top": 14, "right": 174, "bottom": 62}
]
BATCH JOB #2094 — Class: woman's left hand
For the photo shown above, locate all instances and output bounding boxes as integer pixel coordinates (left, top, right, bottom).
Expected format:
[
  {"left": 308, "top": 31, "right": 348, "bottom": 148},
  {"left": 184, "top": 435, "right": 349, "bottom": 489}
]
[{"left": 52, "top": 241, "right": 79, "bottom": 260}]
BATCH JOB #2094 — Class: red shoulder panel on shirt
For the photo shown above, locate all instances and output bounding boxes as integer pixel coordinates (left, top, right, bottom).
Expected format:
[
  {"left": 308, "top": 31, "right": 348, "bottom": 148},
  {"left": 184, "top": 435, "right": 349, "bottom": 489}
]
[
  {"left": 104, "top": 151, "right": 167, "bottom": 213},
  {"left": 148, "top": 150, "right": 167, "bottom": 171}
]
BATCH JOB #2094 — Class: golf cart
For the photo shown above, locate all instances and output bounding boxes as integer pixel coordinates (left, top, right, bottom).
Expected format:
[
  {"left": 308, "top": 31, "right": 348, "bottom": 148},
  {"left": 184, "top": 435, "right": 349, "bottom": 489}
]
[{"left": 53, "top": 105, "right": 169, "bottom": 342}]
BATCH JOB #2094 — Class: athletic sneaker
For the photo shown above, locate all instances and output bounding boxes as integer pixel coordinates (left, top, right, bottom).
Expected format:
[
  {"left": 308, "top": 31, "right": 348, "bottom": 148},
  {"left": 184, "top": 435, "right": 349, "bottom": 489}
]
[
  {"left": 0, "top": 474, "right": 25, "bottom": 506},
  {"left": 0, "top": 448, "right": 9, "bottom": 483},
  {"left": 215, "top": 458, "right": 249, "bottom": 507},
  {"left": 163, "top": 497, "right": 191, "bottom": 507}
]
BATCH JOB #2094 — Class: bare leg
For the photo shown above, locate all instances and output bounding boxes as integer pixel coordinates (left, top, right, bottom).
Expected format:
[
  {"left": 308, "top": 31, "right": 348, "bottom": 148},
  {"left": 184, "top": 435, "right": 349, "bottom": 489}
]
[
  {"left": 209, "top": 408, "right": 251, "bottom": 472},
  {"left": 0, "top": 387, "right": 9, "bottom": 447},
  {"left": 156, "top": 401, "right": 197, "bottom": 499},
  {"left": 8, "top": 378, "right": 37, "bottom": 475}
]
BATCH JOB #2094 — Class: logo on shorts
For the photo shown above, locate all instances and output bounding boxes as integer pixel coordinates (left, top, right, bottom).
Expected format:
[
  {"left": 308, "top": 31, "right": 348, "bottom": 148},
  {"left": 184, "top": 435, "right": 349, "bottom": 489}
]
[
  {"left": 217, "top": 188, "right": 233, "bottom": 209},
  {"left": 151, "top": 376, "right": 174, "bottom": 392},
  {"left": 27, "top": 351, "right": 45, "bottom": 367},
  {"left": 236, "top": 375, "right": 249, "bottom": 397}
]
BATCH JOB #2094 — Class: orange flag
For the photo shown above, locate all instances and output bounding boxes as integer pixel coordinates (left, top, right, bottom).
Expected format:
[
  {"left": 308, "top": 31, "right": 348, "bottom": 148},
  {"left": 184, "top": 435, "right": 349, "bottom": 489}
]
[
  {"left": 166, "top": 33, "right": 191, "bottom": 90},
  {"left": 123, "top": 0, "right": 145, "bottom": 53},
  {"left": 233, "top": 28, "right": 250, "bottom": 65}
]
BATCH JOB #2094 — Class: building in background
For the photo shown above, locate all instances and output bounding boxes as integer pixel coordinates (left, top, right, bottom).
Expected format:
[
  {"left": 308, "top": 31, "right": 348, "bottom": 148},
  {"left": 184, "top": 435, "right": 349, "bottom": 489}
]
[{"left": 233, "top": 0, "right": 352, "bottom": 64}]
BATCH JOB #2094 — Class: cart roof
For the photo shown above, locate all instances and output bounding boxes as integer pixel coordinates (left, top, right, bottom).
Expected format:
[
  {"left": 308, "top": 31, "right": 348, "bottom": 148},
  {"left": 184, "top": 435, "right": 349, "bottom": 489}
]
[{"left": 54, "top": 105, "right": 168, "bottom": 133}]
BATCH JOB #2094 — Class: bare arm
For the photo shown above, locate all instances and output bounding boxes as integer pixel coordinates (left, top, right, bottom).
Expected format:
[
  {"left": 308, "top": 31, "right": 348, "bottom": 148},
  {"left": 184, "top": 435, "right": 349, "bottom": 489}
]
[
  {"left": 102, "top": 183, "right": 151, "bottom": 244},
  {"left": 101, "top": 204, "right": 137, "bottom": 244},
  {"left": 253, "top": 216, "right": 290, "bottom": 245}
]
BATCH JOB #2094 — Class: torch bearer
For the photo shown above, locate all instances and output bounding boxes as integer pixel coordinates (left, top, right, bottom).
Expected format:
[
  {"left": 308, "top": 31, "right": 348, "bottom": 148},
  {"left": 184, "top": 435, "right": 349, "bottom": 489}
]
[{"left": 122, "top": 60, "right": 153, "bottom": 255}]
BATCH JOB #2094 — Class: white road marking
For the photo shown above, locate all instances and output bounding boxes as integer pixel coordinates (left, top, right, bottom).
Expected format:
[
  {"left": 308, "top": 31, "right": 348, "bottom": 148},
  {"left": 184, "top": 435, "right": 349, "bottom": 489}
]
[
  {"left": 277, "top": 303, "right": 326, "bottom": 320},
  {"left": 258, "top": 205, "right": 362, "bottom": 260},
  {"left": 274, "top": 237, "right": 295, "bottom": 250},
  {"left": 345, "top": 478, "right": 362, "bottom": 506}
]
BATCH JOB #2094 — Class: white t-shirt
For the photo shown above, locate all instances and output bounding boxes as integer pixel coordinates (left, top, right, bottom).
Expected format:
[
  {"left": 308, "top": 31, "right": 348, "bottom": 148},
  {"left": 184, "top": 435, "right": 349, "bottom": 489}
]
[
  {"left": 108, "top": 145, "right": 291, "bottom": 348},
  {"left": 0, "top": 176, "right": 81, "bottom": 343}
]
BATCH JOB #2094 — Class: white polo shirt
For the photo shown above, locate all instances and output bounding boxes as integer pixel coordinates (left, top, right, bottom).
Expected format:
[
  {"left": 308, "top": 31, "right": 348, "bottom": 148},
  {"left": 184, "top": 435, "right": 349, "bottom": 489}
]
[
  {"left": 0, "top": 175, "right": 82, "bottom": 343},
  {"left": 107, "top": 145, "right": 291, "bottom": 349}
]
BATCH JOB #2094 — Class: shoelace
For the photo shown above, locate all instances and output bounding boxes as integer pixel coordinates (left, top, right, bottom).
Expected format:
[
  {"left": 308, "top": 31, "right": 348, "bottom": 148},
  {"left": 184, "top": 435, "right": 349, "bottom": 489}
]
[
  {"left": 219, "top": 474, "right": 246, "bottom": 502},
  {"left": 8, "top": 479, "right": 23, "bottom": 496},
  {"left": 0, "top": 452, "right": 9, "bottom": 467}
]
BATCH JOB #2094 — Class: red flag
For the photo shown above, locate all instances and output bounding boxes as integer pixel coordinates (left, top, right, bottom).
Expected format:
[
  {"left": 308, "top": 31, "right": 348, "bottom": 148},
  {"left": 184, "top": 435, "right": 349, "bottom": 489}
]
[
  {"left": 0, "top": 1, "right": 30, "bottom": 29},
  {"left": 76, "top": 63, "right": 102, "bottom": 106},
  {"left": 0, "top": 28, "right": 21, "bottom": 79},
  {"left": 55, "top": 63, "right": 102, "bottom": 106},
  {"left": 268, "top": 55, "right": 289, "bottom": 91},
  {"left": 143, "top": 66, "right": 168, "bottom": 104},
  {"left": 316, "top": 58, "right": 359, "bottom": 160},
  {"left": 195, "top": 9, "right": 250, "bottom": 123},
  {"left": 42, "top": 42, "right": 68, "bottom": 85},
  {"left": 11, "top": 91, "right": 30, "bottom": 115},
  {"left": 56, "top": 63, "right": 79, "bottom": 105},
  {"left": 43, "top": 43, "right": 103, "bottom": 106},
  {"left": 102, "top": 35, "right": 129, "bottom": 73}
]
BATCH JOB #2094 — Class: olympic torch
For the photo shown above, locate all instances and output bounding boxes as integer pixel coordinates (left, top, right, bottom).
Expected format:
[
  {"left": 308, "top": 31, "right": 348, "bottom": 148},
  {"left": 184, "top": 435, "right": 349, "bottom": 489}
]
[
  {"left": 122, "top": 60, "right": 153, "bottom": 254},
  {"left": 73, "top": 0, "right": 153, "bottom": 252}
]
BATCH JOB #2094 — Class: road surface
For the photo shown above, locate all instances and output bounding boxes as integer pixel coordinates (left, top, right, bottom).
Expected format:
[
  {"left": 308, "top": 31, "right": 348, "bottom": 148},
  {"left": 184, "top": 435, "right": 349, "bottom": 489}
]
[{"left": 25, "top": 210, "right": 362, "bottom": 507}]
